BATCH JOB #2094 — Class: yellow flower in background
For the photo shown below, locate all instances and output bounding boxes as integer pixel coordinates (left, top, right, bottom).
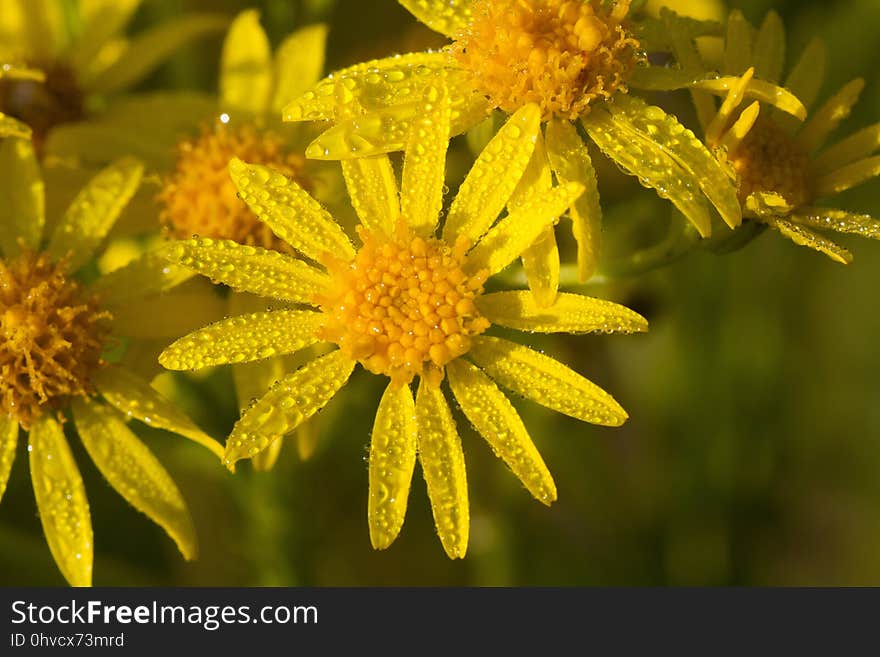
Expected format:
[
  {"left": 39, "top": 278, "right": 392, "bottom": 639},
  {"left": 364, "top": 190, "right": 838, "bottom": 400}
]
[
  {"left": 158, "top": 85, "right": 647, "bottom": 559},
  {"left": 0, "top": 0, "right": 226, "bottom": 151},
  {"left": 283, "top": 0, "right": 742, "bottom": 294},
  {"left": 0, "top": 135, "right": 222, "bottom": 586}
]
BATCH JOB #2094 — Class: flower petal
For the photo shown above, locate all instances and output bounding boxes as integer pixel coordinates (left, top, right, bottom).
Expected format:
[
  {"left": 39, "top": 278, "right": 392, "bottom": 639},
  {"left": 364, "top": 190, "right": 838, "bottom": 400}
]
[
  {"left": 797, "top": 79, "right": 865, "bottom": 154},
  {"left": 72, "top": 398, "right": 197, "bottom": 561},
  {"left": 705, "top": 67, "right": 754, "bottom": 146},
  {"left": 723, "top": 10, "right": 754, "bottom": 75},
  {"left": 93, "top": 365, "right": 223, "bottom": 461},
  {"left": 443, "top": 104, "right": 541, "bottom": 243},
  {"left": 225, "top": 350, "right": 355, "bottom": 468},
  {"left": 220, "top": 10, "right": 272, "bottom": 115},
  {"left": 477, "top": 291, "right": 648, "bottom": 334},
  {"left": 0, "top": 414, "right": 17, "bottom": 504},
  {"left": 719, "top": 100, "right": 760, "bottom": 155},
  {"left": 271, "top": 24, "right": 328, "bottom": 112},
  {"left": 70, "top": 0, "right": 141, "bottom": 77},
  {"left": 162, "top": 238, "right": 330, "bottom": 303},
  {"left": 813, "top": 123, "right": 880, "bottom": 175},
  {"left": 752, "top": 10, "right": 785, "bottom": 84},
  {"left": 520, "top": 228, "right": 560, "bottom": 309},
  {"left": 791, "top": 208, "right": 880, "bottom": 239},
  {"left": 468, "top": 336, "right": 628, "bottom": 426},
  {"left": 447, "top": 359, "right": 556, "bottom": 505},
  {"left": 0, "top": 112, "right": 31, "bottom": 140},
  {"left": 398, "top": 0, "right": 473, "bottom": 37},
  {"left": 341, "top": 155, "right": 400, "bottom": 236},
  {"left": 415, "top": 379, "right": 468, "bottom": 559},
  {"left": 47, "top": 157, "right": 143, "bottom": 272},
  {"left": 465, "top": 182, "right": 583, "bottom": 276},
  {"left": 782, "top": 37, "right": 826, "bottom": 114},
  {"left": 28, "top": 414, "right": 93, "bottom": 587},
  {"left": 0, "top": 137, "right": 44, "bottom": 256},
  {"left": 159, "top": 310, "right": 324, "bottom": 371},
  {"left": 692, "top": 77, "right": 806, "bottom": 121},
  {"left": 369, "top": 381, "right": 417, "bottom": 550},
  {"left": 90, "top": 250, "right": 194, "bottom": 307},
  {"left": 764, "top": 216, "right": 852, "bottom": 264},
  {"left": 109, "top": 288, "right": 226, "bottom": 339},
  {"left": 815, "top": 155, "right": 880, "bottom": 197},
  {"left": 229, "top": 158, "right": 355, "bottom": 264}
]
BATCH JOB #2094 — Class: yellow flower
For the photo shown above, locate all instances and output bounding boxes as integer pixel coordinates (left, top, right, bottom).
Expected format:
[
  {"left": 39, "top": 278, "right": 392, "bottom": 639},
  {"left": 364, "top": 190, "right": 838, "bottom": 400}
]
[
  {"left": 0, "top": 135, "right": 223, "bottom": 586},
  {"left": 283, "top": 0, "right": 742, "bottom": 290},
  {"left": 159, "top": 85, "right": 647, "bottom": 559},
  {"left": 0, "top": 0, "right": 226, "bottom": 150}
]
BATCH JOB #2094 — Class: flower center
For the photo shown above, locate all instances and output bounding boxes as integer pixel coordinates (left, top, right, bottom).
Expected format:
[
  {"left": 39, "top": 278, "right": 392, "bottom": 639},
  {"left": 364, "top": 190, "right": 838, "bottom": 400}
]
[
  {"left": 316, "top": 223, "right": 490, "bottom": 387},
  {"left": 451, "top": 0, "right": 640, "bottom": 121},
  {"left": 0, "top": 251, "right": 110, "bottom": 429},
  {"left": 731, "top": 116, "right": 813, "bottom": 209},
  {"left": 0, "top": 62, "right": 84, "bottom": 151},
  {"left": 158, "top": 121, "right": 309, "bottom": 252}
]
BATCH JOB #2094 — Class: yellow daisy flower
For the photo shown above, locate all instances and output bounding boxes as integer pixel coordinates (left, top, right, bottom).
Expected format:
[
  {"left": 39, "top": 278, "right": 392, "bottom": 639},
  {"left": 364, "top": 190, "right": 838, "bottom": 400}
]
[
  {"left": 0, "top": 136, "right": 223, "bottom": 586},
  {"left": 282, "top": 0, "right": 742, "bottom": 289},
  {"left": 159, "top": 85, "right": 647, "bottom": 559},
  {"left": 0, "top": 0, "right": 226, "bottom": 151}
]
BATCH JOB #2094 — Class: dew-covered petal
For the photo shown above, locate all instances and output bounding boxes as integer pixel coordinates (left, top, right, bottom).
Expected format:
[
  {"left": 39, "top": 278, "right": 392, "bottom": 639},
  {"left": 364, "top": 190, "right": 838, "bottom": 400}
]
[
  {"left": 520, "top": 228, "right": 560, "bottom": 309},
  {"left": 752, "top": 10, "right": 785, "bottom": 84},
  {"left": 447, "top": 359, "right": 555, "bottom": 506},
  {"left": 466, "top": 182, "right": 583, "bottom": 277},
  {"left": 415, "top": 379, "right": 468, "bottom": 560},
  {"left": 401, "top": 83, "right": 451, "bottom": 236},
  {"left": 468, "top": 336, "right": 628, "bottom": 427},
  {"left": 723, "top": 9, "right": 754, "bottom": 75},
  {"left": 815, "top": 155, "right": 880, "bottom": 197},
  {"left": 162, "top": 238, "right": 330, "bottom": 303},
  {"left": 341, "top": 155, "right": 399, "bottom": 235},
  {"left": 220, "top": 10, "right": 272, "bottom": 115},
  {"left": 477, "top": 291, "right": 648, "bottom": 335},
  {"left": 159, "top": 310, "right": 324, "bottom": 370},
  {"left": 369, "top": 381, "right": 417, "bottom": 550},
  {"left": 0, "top": 415, "right": 17, "bottom": 504},
  {"left": 271, "top": 24, "right": 328, "bottom": 112},
  {"left": 0, "top": 137, "right": 44, "bottom": 256},
  {"left": 398, "top": 0, "right": 473, "bottom": 36},
  {"left": 792, "top": 208, "right": 880, "bottom": 240},
  {"left": 47, "top": 157, "right": 143, "bottom": 272},
  {"left": 693, "top": 77, "right": 806, "bottom": 121},
  {"left": 225, "top": 350, "right": 355, "bottom": 467},
  {"left": 764, "top": 216, "right": 852, "bottom": 264},
  {"left": 28, "top": 414, "right": 93, "bottom": 587},
  {"left": 93, "top": 365, "right": 224, "bottom": 461},
  {"left": 443, "top": 104, "right": 541, "bottom": 243},
  {"left": 797, "top": 79, "right": 865, "bottom": 154},
  {"left": 813, "top": 123, "right": 880, "bottom": 175},
  {"left": 229, "top": 157, "right": 355, "bottom": 263},
  {"left": 545, "top": 119, "right": 602, "bottom": 282},
  {"left": 72, "top": 398, "right": 197, "bottom": 561}
]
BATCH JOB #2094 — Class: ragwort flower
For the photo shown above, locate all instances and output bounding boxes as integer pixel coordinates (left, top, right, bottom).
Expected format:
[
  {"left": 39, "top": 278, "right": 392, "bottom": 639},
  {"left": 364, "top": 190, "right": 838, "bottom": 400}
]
[
  {"left": 0, "top": 136, "right": 222, "bottom": 586},
  {"left": 159, "top": 86, "right": 647, "bottom": 558},
  {"left": 283, "top": 0, "right": 741, "bottom": 288}
]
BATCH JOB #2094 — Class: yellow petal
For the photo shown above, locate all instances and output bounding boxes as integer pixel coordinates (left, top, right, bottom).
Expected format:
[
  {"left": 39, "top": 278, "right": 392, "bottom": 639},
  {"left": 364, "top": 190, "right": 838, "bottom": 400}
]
[
  {"left": 369, "top": 382, "right": 417, "bottom": 550},
  {"left": 719, "top": 100, "right": 760, "bottom": 155},
  {"left": 723, "top": 9, "right": 754, "bottom": 75},
  {"left": 797, "top": 79, "right": 865, "bottom": 154},
  {"left": 466, "top": 182, "right": 583, "bottom": 277},
  {"left": 443, "top": 104, "right": 541, "bottom": 243},
  {"left": 545, "top": 119, "right": 602, "bottom": 282},
  {"left": 792, "top": 208, "right": 880, "bottom": 240},
  {"left": 159, "top": 310, "right": 323, "bottom": 371},
  {"left": 72, "top": 398, "right": 197, "bottom": 560},
  {"left": 229, "top": 158, "right": 355, "bottom": 264},
  {"left": 447, "top": 359, "right": 556, "bottom": 505},
  {"left": 28, "top": 414, "right": 93, "bottom": 587},
  {"left": 705, "top": 67, "right": 754, "bottom": 146},
  {"left": 815, "top": 155, "right": 880, "bottom": 197},
  {"left": 71, "top": 0, "right": 141, "bottom": 78},
  {"left": 251, "top": 436, "right": 285, "bottom": 471},
  {"left": 47, "top": 157, "right": 143, "bottom": 272},
  {"left": 341, "top": 155, "right": 399, "bottom": 236},
  {"left": 0, "top": 137, "right": 44, "bottom": 256},
  {"left": 764, "top": 216, "right": 852, "bottom": 264},
  {"left": 93, "top": 365, "right": 223, "bottom": 461},
  {"left": 468, "top": 336, "right": 628, "bottom": 426},
  {"left": 85, "top": 13, "right": 228, "bottom": 94},
  {"left": 162, "top": 238, "right": 330, "bottom": 303},
  {"left": 271, "top": 24, "right": 328, "bottom": 113},
  {"left": 220, "top": 10, "right": 271, "bottom": 115},
  {"left": 90, "top": 250, "right": 194, "bottom": 307},
  {"left": 400, "top": 83, "right": 451, "bottom": 236},
  {"left": 782, "top": 37, "right": 826, "bottom": 113},
  {"left": 521, "top": 228, "right": 560, "bottom": 309},
  {"left": 0, "top": 112, "right": 31, "bottom": 140},
  {"left": 477, "top": 291, "right": 648, "bottom": 334},
  {"left": 398, "top": 0, "right": 473, "bottom": 36},
  {"left": 15, "top": 0, "right": 68, "bottom": 59},
  {"left": 225, "top": 350, "right": 355, "bottom": 467},
  {"left": 0, "top": 414, "right": 17, "bottom": 504},
  {"left": 812, "top": 123, "right": 880, "bottom": 175},
  {"left": 692, "top": 77, "right": 806, "bottom": 121},
  {"left": 415, "top": 379, "right": 468, "bottom": 559},
  {"left": 752, "top": 10, "right": 785, "bottom": 84}
]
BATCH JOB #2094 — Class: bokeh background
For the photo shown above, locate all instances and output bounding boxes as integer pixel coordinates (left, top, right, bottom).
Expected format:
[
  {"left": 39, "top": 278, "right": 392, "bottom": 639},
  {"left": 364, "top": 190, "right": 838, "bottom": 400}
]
[{"left": 2, "top": 0, "right": 880, "bottom": 586}]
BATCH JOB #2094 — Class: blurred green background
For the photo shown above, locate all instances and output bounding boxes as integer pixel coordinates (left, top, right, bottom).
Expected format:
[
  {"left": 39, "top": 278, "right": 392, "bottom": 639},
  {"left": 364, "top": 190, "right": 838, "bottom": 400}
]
[{"left": 2, "top": 0, "right": 880, "bottom": 586}]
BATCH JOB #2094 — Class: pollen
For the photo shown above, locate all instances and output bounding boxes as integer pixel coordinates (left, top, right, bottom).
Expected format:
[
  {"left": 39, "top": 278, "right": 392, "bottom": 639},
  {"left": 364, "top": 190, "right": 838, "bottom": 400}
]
[
  {"left": 0, "top": 251, "right": 110, "bottom": 429},
  {"left": 731, "top": 116, "right": 813, "bottom": 208},
  {"left": 315, "top": 222, "right": 491, "bottom": 387},
  {"left": 451, "top": 0, "right": 641, "bottom": 121},
  {"left": 158, "top": 121, "right": 309, "bottom": 252}
]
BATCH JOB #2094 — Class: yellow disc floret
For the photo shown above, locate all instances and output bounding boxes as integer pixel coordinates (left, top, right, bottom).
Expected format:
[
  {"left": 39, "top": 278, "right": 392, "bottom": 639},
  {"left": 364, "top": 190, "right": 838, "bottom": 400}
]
[
  {"left": 158, "top": 121, "right": 308, "bottom": 252},
  {"left": 731, "top": 116, "right": 813, "bottom": 208},
  {"left": 452, "top": 0, "right": 641, "bottom": 121},
  {"left": 316, "top": 222, "right": 490, "bottom": 387},
  {"left": 0, "top": 251, "right": 110, "bottom": 429}
]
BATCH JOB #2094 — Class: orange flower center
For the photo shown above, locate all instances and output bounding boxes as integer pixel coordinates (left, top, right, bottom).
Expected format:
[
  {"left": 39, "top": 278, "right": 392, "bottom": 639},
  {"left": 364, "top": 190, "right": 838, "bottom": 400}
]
[
  {"left": 316, "top": 223, "right": 490, "bottom": 387},
  {"left": 451, "top": 0, "right": 640, "bottom": 121},
  {"left": 158, "top": 121, "right": 309, "bottom": 252},
  {"left": 0, "top": 251, "right": 110, "bottom": 428}
]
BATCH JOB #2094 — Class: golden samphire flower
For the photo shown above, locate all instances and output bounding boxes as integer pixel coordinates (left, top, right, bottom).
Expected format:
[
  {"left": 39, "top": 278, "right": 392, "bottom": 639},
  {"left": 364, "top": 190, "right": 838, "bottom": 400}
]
[
  {"left": 0, "top": 136, "right": 223, "bottom": 586},
  {"left": 159, "top": 87, "right": 648, "bottom": 559},
  {"left": 283, "top": 0, "right": 743, "bottom": 286}
]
